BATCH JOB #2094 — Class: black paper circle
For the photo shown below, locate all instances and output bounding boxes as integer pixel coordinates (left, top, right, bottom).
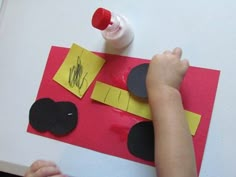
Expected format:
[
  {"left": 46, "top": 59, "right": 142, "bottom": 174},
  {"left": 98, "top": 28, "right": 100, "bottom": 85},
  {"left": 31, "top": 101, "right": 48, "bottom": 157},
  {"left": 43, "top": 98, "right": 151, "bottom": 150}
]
[
  {"left": 29, "top": 98, "right": 78, "bottom": 136},
  {"left": 127, "top": 63, "right": 149, "bottom": 99},
  {"left": 50, "top": 102, "right": 78, "bottom": 136},
  {"left": 127, "top": 121, "right": 154, "bottom": 161},
  {"left": 29, "top": 98, "right": 58, "bottom": 132}
]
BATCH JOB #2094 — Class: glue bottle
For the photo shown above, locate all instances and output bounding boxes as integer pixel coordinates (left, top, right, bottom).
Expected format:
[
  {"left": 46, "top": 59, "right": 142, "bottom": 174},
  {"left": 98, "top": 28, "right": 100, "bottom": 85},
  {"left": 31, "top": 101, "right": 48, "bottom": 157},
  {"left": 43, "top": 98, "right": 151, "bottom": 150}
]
[{"left": 92, "top": 7, "right": 134, "bottom": 49}]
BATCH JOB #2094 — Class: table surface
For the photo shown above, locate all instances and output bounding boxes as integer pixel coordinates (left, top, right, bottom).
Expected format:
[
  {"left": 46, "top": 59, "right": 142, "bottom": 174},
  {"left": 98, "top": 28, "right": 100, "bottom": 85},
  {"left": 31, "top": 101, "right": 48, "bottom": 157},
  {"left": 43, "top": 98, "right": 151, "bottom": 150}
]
[{"left": 0, "top": 0, "right": 236, "bottom": 177}]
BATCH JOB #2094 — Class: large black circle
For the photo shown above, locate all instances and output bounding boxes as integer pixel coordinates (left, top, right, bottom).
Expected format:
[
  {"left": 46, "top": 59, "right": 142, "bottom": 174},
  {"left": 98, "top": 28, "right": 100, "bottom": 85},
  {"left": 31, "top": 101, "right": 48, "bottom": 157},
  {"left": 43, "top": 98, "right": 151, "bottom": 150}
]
[
  {"left": 127, "top": 121, "right": 154, "bottom": 161},
  {"left": 29, "top": 98, "right": 58, "bottom": 132},
  {"left": 50, "top": 102, "right": 78, "bottom": 136},
  {"left": 127, "top": 63, "right": 149, "bottom": 99}
]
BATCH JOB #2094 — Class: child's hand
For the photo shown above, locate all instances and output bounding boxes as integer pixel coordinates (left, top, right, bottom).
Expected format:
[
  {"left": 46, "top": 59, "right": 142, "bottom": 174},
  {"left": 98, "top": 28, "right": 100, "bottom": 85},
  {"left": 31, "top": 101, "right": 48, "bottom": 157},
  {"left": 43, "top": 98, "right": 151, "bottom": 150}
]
[
  {"left": 24, "top": 160, "right": 66, "bottom": 177},
  {"left": 146, "top": 47, "right": 189, "bottom": 94},
  {"left": 147, "top": 48, "right": 197, "bottom": 177}
]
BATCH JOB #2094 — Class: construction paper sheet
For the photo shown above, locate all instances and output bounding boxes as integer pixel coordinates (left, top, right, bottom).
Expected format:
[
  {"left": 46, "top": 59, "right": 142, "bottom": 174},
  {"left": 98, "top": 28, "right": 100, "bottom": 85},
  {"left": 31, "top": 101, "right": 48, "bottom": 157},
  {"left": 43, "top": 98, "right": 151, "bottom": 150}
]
[
  {"left": 27, "top": 46, "right": 220, "bottom": 174},
  {"left": 53, "top": 43, "right": 105, "bottom": 98},
  {"left": 91, "top": 81, "right": 201, "bottom": 135}
]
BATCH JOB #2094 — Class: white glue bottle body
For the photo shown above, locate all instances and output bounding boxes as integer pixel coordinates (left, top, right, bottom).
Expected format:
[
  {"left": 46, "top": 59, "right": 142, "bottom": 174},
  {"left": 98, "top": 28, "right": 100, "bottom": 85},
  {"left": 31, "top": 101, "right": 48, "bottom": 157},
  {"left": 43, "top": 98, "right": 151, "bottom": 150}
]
[{"left": 92, "top": 8, "right": 134, "bottom": 49}]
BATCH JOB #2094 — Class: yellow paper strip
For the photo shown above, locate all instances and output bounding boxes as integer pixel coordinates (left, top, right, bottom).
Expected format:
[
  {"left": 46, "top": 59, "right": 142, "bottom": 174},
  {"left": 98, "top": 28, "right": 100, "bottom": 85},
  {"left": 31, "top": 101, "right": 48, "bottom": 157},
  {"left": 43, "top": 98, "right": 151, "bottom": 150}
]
[
  {"left": 53, "top": 43, "right": 105, "bottom": 98},
  {"left": 91, "top": 81, "right": 201, "bottom": 135}
]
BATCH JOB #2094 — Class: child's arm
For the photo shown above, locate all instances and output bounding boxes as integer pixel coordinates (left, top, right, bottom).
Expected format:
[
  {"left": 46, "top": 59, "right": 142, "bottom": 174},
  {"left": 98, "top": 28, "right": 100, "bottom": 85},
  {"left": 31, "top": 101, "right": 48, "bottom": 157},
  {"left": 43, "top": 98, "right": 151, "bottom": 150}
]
[{"left": 146, "top": 48, "right": 197, "bottom": 177}]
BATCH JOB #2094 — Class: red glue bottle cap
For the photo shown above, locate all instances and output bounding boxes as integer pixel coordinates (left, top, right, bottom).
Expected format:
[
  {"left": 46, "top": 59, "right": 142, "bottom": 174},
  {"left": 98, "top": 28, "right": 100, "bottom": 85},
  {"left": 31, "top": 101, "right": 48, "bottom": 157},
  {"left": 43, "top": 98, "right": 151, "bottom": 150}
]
[{"left": 92, "top": 8, "right": 111, "bottom": 30}]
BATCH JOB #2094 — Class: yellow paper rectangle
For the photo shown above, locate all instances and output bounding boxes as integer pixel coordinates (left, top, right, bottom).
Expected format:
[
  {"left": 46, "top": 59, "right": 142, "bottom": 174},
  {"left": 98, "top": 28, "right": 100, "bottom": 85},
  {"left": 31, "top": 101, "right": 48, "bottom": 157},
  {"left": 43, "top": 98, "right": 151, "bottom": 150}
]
[
  {"left": 91, "top": 81, "right": 201, "bottom": 136},
  {"left": 53, "top": 43, "right": 105, "bottom": 98}
]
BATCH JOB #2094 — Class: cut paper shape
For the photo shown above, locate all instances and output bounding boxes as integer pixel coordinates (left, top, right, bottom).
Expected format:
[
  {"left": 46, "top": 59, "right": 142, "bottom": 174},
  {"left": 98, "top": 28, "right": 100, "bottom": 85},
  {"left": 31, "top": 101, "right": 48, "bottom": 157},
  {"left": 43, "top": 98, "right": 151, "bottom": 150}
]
[
  {"left": 27, "top": 46, "right": 220, "bottom": 174},
  {"left": 127, "top": 121, "right": 154, "bottom": 161},
  {"left": 185, "top": 110, "right": 201, "bottom": 136},
  {"left": 53, "top": 43, "right": 105, "bottom": 98},
  {"left": 29, "top": 98, "right": 78, "bottom": 136},
  {"left": 127, "top": 95, "right": 151, "bottom": 120},
  {"left": 29, "top": 98, "right": 59, "bottom": 132},
  {"left": 50, "top": 102, "right": 78, "bottom": 136},
  {"left": 91, "top": 81, "right": 151, "bottom": 118},
  {"left": 91, "top": 81, "right": 201, "bottom": 136},
  {"left": 127, "top": 63, "right": 149, "bottom": 99}
]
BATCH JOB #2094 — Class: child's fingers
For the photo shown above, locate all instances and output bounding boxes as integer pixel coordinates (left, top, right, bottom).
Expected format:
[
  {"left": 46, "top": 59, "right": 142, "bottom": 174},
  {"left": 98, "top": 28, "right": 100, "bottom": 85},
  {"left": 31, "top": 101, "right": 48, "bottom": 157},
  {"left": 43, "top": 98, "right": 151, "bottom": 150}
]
[
  {"left": 34, "top": 166, "right": 61, "bottom": 177},
  {"left": 172, "top": 47, "right": 182, "bottom": 59},
  {"left": 181, "top": 59, "right": 190, "bottom": 74},
  {"left": 163, "top": 50, "right": 172, "bottom": 55},
  {"left": 30, "top": 160, "right": 57, "bottom": 173}
]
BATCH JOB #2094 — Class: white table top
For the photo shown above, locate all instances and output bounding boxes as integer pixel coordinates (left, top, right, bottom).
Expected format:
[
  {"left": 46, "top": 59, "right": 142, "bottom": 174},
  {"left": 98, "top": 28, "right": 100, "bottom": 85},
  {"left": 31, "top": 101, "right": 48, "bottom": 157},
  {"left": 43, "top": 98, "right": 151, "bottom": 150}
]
[{"left": 0, "top": 0, "right": 236, "bottom": 177}]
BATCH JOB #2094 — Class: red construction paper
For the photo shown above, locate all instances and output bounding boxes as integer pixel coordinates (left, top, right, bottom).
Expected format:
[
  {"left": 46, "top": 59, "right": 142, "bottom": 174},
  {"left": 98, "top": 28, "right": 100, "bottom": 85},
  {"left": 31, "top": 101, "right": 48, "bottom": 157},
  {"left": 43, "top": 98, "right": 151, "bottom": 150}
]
[{"left": 27, "top": 46, "right": 220, "bottom": 174}]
